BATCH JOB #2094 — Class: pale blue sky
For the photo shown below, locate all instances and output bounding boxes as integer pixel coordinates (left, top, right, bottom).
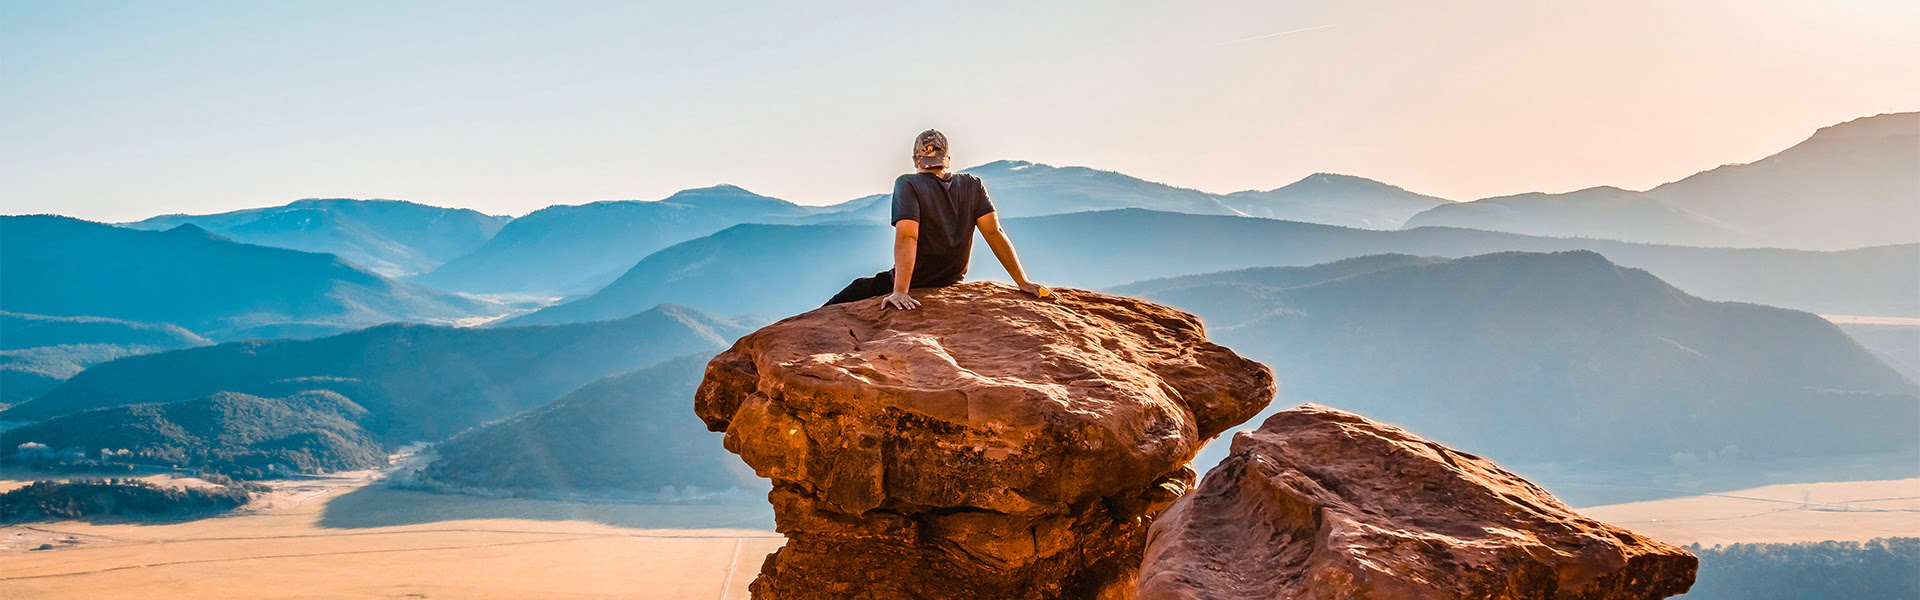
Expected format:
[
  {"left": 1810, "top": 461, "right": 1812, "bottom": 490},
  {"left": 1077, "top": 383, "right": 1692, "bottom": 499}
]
[{"left": 4, "top": 0, "right": 1916, "bottom": 221}]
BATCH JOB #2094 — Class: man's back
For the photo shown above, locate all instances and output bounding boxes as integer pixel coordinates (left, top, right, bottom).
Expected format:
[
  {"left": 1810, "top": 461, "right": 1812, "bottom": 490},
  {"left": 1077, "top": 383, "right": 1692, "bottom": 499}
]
[{"left": 891, "top": 172, "right": 995, "bottom": 288}]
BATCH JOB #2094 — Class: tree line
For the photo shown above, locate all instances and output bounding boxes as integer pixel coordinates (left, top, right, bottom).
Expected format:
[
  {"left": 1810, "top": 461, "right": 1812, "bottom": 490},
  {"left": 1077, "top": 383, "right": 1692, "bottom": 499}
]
[{"left": 1683, "top": 538, "right": 1918, "bottom": 600}]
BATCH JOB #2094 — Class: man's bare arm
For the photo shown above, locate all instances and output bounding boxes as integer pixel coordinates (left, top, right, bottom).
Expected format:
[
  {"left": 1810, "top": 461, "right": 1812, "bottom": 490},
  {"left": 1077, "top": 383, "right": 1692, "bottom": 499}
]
[
  {"left": 977, "top": 213, "right": 1048, "bottom": 296},
  {"left": 886, "top": 220, "right": 921, "bottom": 310}
]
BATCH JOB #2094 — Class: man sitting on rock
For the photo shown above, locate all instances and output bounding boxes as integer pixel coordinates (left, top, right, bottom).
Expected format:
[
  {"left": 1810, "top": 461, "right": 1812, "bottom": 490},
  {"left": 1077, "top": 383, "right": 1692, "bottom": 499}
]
[{"left": 825, "top": 129, "right": 1050, "bottom": 309}]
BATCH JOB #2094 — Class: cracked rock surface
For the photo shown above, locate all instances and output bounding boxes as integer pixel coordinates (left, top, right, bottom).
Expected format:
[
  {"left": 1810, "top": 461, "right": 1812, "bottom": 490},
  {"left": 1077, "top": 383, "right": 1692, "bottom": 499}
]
[
  {"left": 695, "top": 282, "right": 1274, "bottom": 599},
  {"left": 1139, "top": 404, "right": 1698, "bottom": 600}
]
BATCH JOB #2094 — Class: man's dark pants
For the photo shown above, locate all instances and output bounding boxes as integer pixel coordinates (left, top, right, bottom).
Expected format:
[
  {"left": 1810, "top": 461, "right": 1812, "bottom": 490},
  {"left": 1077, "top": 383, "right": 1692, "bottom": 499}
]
[{"left": 824, "top": 270, "right": 897, "bottom": 306}]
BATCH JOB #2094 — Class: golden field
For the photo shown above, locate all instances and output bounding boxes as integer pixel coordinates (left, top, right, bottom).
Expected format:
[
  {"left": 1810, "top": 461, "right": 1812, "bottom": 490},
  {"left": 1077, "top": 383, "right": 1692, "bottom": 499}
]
[
  {"left": 0, "top": 468, "right": 779, "bottom": 600},
  {"left": 1580, "top": 477, "right": 1920, "bottom": 546},
  {"left": 3, "top": 469, "right": 1915, "bottom": 598}
]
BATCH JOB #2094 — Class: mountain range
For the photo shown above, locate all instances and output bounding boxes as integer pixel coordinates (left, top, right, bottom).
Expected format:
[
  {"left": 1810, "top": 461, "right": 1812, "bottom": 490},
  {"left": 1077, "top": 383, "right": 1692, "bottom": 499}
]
[
  {"left": 0, "top": 215, "right": 491, "bottom": 341},
  {"left": 805, "top": 161, "right": 1449, "bottom": 226},
  {"left": 1220, "top": 172, "right": 1451, "bottom": 228},
  {"left": 1405, "top": 112, "right": 1920, "bottom": 249},
  {"left": 1840, "top": 323, "right": 1920, "bottom": 383},
  {"left": 55, "top": 113, "right": 1906, "bottom": 308},
  {"left": 1, "top": 306, "right": 749, "bottom": 444},
  {"left": 1119, "top": 251, "right": 1919, "bottom": 468},
  {"left": 407, "top": 165, "right": 1447, "bottom": 296},
  {"left": 127, "top": 199, "right": 510, "bottom": 277},
  {"left": 958, "top": 160, "right": 1245, "bottom": 217},
  {"left": 1, "top": 312, "right": 213, "bottom": 409},
  {"left": 414, "top": 185, "right": 825, "bottom": 296},
  {"left": 478, "top": 252, "right": 1916, "bottom": 505},
  {"left": 1, "top": 390, "right": 387, "bottom": 479},
  {"left": 58, "top": 113, "right": 1902, "bottom": 308},
  {"left": 504, "top": 209, "right": 1919, "bottom": 325},
  {"left": 416, "top": 356, "right": 757, "bottom": 498},
  {"left": 1, "top": 311, "right": 211, "bottom": 351}
]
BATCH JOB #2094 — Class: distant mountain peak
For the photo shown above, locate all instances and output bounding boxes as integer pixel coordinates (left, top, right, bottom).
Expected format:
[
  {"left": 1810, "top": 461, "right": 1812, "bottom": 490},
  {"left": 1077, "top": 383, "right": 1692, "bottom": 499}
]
[
  {"left": 662, "top": 184, "right": 783, "bottom": 203},
  {"left": 1473, "top": 185, "right": 1642, "bottom": 203},
  {"left": 1806, "top": 111, "right": 1918, "bottom": 141},
  {"left": 161, "top": 223, "right": 228, "bottom": 241},
  {"left": 963, "top": 160, "right": 1169, "bottom": 181},
  {"left": 1258, "top": 172, "right": 1410, "bottom": 194},
  {"left": 1456, "top": 248, "right": 1622, "bottom": 271},
  {"left": 1301, "top": 172, "right": 1377, "bottom": 184},
  {"left": 288, "top": 197, "right": 413, "bottom": 207},
  {"left": 1, "top": 215, "right": 488, "bottom": 342},
  {"left": 963, "top": 160, "right": 1226, "bottom": 199},
  {"left": 966, "top": 159, "right": 1041, "bottom": 172},
  {"left": 1552, "top": 185, "right": 1642, "bottom": 197},
  {"left": 673, "top": 183, "right": 750, "bottom": 195}
]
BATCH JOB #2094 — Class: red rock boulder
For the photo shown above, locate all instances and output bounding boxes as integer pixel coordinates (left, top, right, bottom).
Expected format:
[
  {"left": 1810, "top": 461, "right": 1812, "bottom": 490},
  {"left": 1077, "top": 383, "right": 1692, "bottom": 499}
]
[
  {"left": 695, "top": 282, "right": 1274, "bottom": 599},
  {"left": 1139, "top": 404, "right": 1697, "bottom": 600}
]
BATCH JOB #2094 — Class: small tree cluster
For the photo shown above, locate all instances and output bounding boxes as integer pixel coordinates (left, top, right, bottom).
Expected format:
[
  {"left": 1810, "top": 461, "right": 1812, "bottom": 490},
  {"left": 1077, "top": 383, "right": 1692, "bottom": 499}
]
[
  {"left": 0, "top": 479, "right": 250, "bottom": 522},
  {"left": 1684, "top": 538, "right": 1920, "bottom": 600}
]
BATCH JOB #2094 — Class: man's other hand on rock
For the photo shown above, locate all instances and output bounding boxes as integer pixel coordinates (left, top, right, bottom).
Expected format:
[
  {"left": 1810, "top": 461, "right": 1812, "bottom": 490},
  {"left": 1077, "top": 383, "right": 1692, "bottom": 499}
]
[
  {"left": 1018, "top": 281, "right": 1051, "bottom": 298},
  {"left": 884, "top": 291, "right": 921, "bottom": 310}
]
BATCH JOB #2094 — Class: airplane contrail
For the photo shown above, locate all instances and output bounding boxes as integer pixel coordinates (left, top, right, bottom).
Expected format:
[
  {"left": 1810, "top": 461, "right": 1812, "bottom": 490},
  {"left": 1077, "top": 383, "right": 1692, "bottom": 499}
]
[{"left": 1216, "top": 24, "right": 1334, "bottom": 47}]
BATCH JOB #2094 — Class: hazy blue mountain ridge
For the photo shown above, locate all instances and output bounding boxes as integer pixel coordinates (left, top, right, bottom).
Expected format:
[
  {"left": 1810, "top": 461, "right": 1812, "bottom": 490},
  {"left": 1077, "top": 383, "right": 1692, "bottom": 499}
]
[
  {"left": 129, "top": 198, "right": 510, "bottom": 277},
  {"left": 91, "top": 112, "right": 1905, "bottom": 305},
  {"left": 412, "top": 164, "right": 1443, "bottom": 296},
  {"left": 1841, "top": 323, "right": 1920, "bottom": 383},
  {"left": 1, "top": 305, "right": 749, "bottom": 444},
  {"left": 1219, "top": 172, "right": 1451, "bottom": 229},
  {"left": 433, "top": 110, "right": 1916, "bottom": 301},
  {"left": 1653, "top": 112, "right": 1920, "bottom": 248},
  {"left": 953, "top": 160, "right": 1245, "bottom": 217},
  {"left": 0, "top": 312, "right": 214, "bottom": 408},
  {"left": 500, "top": 223, "right": 886, "bottom": 325},
  {"left": 1, "top": 311, "right": 210, "bottom": 350},
  {"left": 0, "top": 215, "right": 492, "bottom": 341},
  {"left": 794, "top": 162, "right": 1440, "bottom": 226},
  {"left": 1402, "top": 186, "right": 1748, "bottom": 246},
  {"left": 1108, "top": 254, "right": 1453, "bottom": 326},
  {"left": 505, "top": 209, "right": 1920, "bottom": 325},
  {"left": 1406, "top": 112, "right": 1920, "bottom": 249},
  {"left": 1, "top": 390, "right": 387, "bottom": 479},
  {"left": 1122, "top": 251, "right": 1919, "bottom": 469},
  {"left": 796, "top": 193, "right": 890, "bottom": 224},
  {"left": 414, "top": 185, "right": 820, "bottom": 296},
  {"left": 3, "top": 346, "right": 139, "bottom": 409},
  {"left": 417, "top": 356, "right": 757, "bottom": 498}
]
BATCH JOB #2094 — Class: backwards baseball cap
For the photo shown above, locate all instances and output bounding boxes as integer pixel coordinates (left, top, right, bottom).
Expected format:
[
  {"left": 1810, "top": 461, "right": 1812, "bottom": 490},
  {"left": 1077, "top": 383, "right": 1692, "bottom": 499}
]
[{"left": 913, "top": 129, "right": 950, "bottom": 170}]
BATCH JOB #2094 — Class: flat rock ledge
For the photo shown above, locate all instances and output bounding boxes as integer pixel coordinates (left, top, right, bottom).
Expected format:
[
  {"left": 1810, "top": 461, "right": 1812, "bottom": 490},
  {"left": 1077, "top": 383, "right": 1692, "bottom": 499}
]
[
  {"left": 696, "top": 282, "right": 1275, "bottom": 599},
  {"left": 1139, "top": 404, "right": 1698, "bottom": 600}
]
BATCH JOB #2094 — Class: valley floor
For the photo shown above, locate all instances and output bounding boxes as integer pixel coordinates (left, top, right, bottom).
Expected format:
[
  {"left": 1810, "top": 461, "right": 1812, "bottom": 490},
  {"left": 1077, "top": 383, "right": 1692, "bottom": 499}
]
[
  {"left": 0, "top": 465, "right": 779, "bottom": 600},
  {"left": 1, "top": 469, "right": 1914, "bottom": 598},
  {"left": 1580, "top": 477, "right": 1920, "bottom": 546}
]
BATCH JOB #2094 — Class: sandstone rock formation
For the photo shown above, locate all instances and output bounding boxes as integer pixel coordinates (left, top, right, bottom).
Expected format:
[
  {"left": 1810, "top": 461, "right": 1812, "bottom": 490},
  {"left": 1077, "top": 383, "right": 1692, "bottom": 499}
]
[
  {"left": 695, "top": 282, "right": 1274, "bottom": 599},
  {"left": 1139, "top": 405, "right": 1697, "bottom": 600}
]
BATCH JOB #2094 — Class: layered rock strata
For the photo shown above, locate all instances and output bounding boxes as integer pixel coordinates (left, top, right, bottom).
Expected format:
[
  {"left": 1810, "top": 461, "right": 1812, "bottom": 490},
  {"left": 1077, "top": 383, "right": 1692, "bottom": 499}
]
[
  {"left": 696, "top": 282, "right": 1274, "bottom": 598},
  {"left": 1139, "top": 404, "right": 1698, "bottom": 600}
]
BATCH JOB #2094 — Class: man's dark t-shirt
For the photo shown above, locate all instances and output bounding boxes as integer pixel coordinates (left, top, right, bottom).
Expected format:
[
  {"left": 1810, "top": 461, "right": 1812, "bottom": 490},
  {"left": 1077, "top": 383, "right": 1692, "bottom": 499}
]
[{"left": 891, "top": 172, "right": 995, "bottom": 288}]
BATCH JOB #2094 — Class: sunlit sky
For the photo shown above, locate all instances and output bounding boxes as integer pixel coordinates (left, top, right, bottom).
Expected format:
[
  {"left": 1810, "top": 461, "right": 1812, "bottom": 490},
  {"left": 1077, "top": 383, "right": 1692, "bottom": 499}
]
[{"left": 4, "top": 0, "right": 1916, "bottom": 221}]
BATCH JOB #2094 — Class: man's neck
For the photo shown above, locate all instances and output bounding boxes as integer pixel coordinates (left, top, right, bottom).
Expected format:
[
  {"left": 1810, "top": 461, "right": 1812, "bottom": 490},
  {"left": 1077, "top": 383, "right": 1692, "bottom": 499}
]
[{"left": 918, "top": 169, "right": 952, "bottom": 180}]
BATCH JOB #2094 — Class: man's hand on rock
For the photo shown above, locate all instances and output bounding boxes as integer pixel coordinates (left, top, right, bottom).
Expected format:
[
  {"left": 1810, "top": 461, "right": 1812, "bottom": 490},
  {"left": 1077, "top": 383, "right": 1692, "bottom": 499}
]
[
  {"left": 883, "top": 291, "right": 921, "bottom": 310},
  {"left": 1018, "top": 281, "right": 1052, "bottom": 299}
]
